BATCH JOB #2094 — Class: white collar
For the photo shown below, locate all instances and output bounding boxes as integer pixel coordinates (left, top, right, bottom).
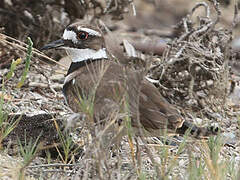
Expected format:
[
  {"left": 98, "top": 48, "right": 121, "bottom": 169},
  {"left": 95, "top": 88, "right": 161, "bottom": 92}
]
[{"left": 64, "top": 47, "right": 108, "bottom": 62}]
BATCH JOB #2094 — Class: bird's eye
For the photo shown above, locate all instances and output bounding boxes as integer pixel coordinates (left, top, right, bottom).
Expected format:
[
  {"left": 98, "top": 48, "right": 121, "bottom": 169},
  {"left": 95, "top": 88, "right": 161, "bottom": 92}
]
[{"left": 77, "top": 31, "right": 88, "bottom": 40}]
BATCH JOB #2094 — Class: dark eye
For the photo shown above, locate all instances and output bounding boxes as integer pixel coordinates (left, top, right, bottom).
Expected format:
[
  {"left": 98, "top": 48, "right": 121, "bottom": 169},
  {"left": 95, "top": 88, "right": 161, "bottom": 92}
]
[{"left": 77, "top": 31, "right": 88, "bottom": 40}]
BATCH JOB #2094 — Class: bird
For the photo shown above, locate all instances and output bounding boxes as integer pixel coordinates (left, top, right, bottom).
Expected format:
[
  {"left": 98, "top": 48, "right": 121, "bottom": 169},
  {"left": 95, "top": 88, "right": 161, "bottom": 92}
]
[{"left": 41, "top": 22, "right": 218, "bottom": 144}]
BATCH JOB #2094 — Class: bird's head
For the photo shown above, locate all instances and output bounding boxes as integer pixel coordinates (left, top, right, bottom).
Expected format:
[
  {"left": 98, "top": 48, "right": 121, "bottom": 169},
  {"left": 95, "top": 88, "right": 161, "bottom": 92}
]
[{"left": 41, "top": 22, "right": 108, "bottom": 62}]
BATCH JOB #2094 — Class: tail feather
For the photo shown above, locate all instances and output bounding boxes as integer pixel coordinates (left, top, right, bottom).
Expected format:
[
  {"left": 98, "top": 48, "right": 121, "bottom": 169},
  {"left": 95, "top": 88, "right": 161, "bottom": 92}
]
[{"left": 176, "top": 121, "right": 219, "bottom": 138}]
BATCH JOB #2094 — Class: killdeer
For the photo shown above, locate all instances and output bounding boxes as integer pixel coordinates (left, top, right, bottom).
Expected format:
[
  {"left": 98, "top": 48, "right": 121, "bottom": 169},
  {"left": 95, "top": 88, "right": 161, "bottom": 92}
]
[{"left": 41, "top": 22, "right": 218, "bottom": 140}]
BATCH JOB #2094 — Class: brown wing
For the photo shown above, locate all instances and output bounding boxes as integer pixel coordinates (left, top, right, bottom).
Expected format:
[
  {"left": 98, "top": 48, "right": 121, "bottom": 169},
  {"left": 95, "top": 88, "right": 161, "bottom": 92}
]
[
  {"left": 94, "top": 61, "right": 144, "bottom": 124},
  {"left": 64, "top": 60, "right": 142, "bottom": 124},
  {"left": 64, "top": 59, "right": 184, "bottom": 134},
  {"left": 136, "top": 80, "right": 184, "bottom": 133}
]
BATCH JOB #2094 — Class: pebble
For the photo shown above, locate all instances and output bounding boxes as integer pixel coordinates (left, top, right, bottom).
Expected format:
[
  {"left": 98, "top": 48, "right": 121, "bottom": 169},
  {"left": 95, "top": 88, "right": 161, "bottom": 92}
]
[
  {"left": 222, "top": 132, "right": 237, "bottom": 146},
  {"left": 50, "top": 83, "right": 63, "bottom": 90},
  {"left": 50, "top": 74, "right": 65, "bottom": 83},
  {"left": 29, "top": 82, "right": 48, "bottom": 88},
  {"left": 179, "top": 159, "right": 185, "bottom": 167},
  {"left": 194, "top": 118, "right": 203, "bottom": 125}
]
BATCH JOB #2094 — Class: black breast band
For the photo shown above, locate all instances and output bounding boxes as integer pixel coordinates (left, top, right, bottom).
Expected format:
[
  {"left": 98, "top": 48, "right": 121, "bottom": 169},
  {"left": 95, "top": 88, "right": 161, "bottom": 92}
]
[
  {"left": 67, "top": 59, "right": 105, "bottom": 75},
  {"left": 63, "top": 59, "right": 106, "bottom": 101}
]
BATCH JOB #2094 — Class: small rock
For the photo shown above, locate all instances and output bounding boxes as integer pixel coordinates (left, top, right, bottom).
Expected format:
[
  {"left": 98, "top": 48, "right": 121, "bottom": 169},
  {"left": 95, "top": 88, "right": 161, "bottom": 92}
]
[
  {"left": 222, "top": 132, "right": 237, "bottom": 146},
  {"left": 29, "top": 82, "right": 48, "bottom": 88},
  {"left": 50, "top": 74, "right": 65, "bottom": 83},
  {"left": 0, "top": 68, "right": 9, "bottom": 76},
  {"left": 194, "top": 118, "right": 202, "bottom": 125},
  {"left": 179, "top": 159, "right": 185, "bottom": 167},
  {"left": 50, "top": 83, "right": 63, "bottom": 90}
]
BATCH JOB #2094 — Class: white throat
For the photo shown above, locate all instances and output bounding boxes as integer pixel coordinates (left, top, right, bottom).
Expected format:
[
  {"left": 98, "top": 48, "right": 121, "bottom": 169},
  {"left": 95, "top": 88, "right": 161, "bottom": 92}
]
[{"left": 64, "top": 47, "right": 108, "bottom": 63}]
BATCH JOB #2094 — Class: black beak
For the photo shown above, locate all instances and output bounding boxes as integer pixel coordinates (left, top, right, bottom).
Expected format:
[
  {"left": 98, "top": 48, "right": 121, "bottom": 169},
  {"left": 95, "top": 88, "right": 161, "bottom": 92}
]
[{"left": 41, "top": 39, "right": 65, "bottom": 51}]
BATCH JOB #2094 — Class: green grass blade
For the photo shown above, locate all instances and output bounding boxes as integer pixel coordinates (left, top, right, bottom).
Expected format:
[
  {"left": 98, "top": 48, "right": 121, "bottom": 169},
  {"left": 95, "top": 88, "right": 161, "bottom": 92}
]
[
  {"left": 17, "top": 37, "right": 33, "bottom": 88},
  {"left": 6, "top": 58, "right": 22, "bottom": 80}
]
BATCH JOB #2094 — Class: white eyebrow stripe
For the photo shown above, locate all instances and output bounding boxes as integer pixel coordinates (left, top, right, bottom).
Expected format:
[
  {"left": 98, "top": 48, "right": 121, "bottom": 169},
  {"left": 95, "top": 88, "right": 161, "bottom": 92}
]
[{"left": 77, "top": 27, "right": 101, "bottom": 36}]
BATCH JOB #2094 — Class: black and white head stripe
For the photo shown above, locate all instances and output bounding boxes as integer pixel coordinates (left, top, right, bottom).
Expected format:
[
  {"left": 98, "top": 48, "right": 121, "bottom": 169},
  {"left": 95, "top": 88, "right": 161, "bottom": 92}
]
[
  {"left": 77, "top": 27, "right": 101, "bottom": 37},
  {"left": 62, "top": 26, "right": 101, "bottom": 42}
]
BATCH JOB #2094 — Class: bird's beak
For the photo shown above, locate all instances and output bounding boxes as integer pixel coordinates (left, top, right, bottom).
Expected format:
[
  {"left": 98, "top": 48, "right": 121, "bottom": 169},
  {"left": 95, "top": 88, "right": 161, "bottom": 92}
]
[{"left": 41, "top": 39, "right": 65, "bottom": 51}]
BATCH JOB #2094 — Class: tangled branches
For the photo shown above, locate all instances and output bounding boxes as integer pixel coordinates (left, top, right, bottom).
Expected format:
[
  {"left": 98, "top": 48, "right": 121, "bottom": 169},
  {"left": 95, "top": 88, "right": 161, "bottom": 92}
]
[{"left": 151, "top": 1, "right": 232, "bottom": 112}]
